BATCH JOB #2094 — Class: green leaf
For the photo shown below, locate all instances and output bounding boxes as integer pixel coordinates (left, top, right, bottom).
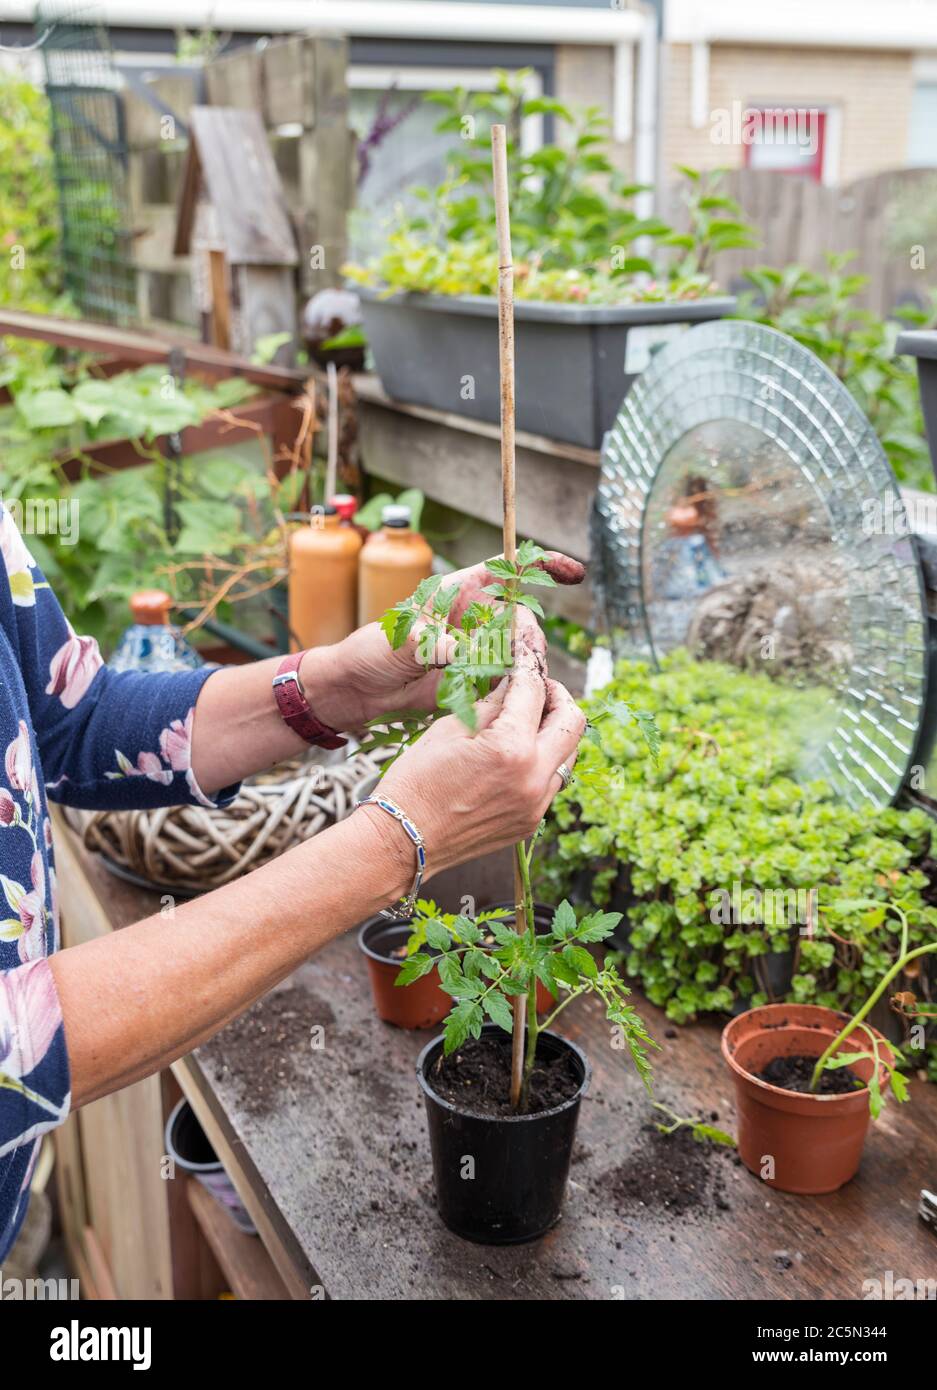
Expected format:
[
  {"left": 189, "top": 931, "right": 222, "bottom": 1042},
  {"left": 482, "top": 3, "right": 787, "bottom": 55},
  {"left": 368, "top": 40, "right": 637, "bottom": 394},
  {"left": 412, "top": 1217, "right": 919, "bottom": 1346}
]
[
  {"left": 485, "top": 916, "right": 522, "bottom": 948},
  {"left": 550, "top": 955, "right": 580, "bottom": 988},
  {"left": 423, "top": 918, "right": 453, "bottom": 952},
  {"left": 394, "top": 953, "right": 435, "bottom": 987},
  {"left": 516, "top": 539, "right": 548, "bottom": 566},
  {"left": 692, "top": 1124, "right": 737, "bottom": 1147},
  {"left": 516, "top": 593, "right": 545, "bottom": 618},
  {"left": 482, "top": 991, "right": 514, "bottom": 1032},
  {"left": 452, "top": 914, "right": 482, "bottom": 945},
  {"left": 251, "top": 331, "right": 292, "bottom": 364},
  {"left": 550, "top": 900, "right": 578, "bottom": 940},
  {"left": 412, "top": 574, "right": 443, "bottom": 606},
  {"left": 437, "top": 954, "right": 476, "bottom": 995},
  {"left": 889, "top": 1068, "right": 910, "bottom": 1103},
  {"left": 16, "top": 388, "right": 79, "bottom": 430},
  {"left": 824, "top": 1050, "right": 870, "bottom": 1069},
  {"left": 443, "top": 999, "right": 483, "bottom": 1054},
  {"left": 485, "top": 557, "right": 519, "bottom": 580},
  {"left": 437, "top": 667, "right": 478, "bottom": 730},
  {"left": 431, "top": 583, "right": 460, "bottom": 619},
  {"left": 518, "top": 567, "right": 556, "bottom": 588},
  {"left": 562, "top": 944, "right": 598, "bottom": 980},
  {"left": 574, "top": 910, "right": 623, "bottom": 944},
  {"left": 380, "top": 604, "right": 417, "bottom": 650}
]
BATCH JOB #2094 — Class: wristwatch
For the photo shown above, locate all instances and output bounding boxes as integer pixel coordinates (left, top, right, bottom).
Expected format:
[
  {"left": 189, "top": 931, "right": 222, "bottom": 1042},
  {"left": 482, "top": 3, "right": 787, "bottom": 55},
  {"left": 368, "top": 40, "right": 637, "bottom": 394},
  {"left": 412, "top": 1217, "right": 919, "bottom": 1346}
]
[{"left": 272, "top": 651, "right": 347, "bottom": 750}]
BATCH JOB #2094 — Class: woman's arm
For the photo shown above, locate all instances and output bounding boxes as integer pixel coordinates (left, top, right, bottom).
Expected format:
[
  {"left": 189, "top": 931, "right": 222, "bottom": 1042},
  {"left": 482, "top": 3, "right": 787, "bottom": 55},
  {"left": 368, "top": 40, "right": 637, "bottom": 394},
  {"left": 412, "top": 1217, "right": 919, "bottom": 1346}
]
[
  {"left": 50, "top": 807, "right": 411, "bottom": 1106},
  {"left": 51, "top": 657, "right": 585, "bottom": 1108}
]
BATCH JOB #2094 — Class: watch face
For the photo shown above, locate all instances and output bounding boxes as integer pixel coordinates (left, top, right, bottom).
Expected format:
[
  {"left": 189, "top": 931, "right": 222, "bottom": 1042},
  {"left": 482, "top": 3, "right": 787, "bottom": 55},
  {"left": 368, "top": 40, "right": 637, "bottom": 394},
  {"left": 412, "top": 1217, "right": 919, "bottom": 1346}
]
[{"left": 595, "top": 320, "right": 928, "bottom": 809}]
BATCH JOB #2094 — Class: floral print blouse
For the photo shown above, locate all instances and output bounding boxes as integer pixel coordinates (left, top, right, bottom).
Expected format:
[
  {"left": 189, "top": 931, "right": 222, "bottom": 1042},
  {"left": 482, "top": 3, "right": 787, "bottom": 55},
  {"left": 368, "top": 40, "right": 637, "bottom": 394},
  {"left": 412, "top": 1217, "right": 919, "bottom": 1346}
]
[{"left": 0, "top": 505, "right": 235, "bottom": 1260}]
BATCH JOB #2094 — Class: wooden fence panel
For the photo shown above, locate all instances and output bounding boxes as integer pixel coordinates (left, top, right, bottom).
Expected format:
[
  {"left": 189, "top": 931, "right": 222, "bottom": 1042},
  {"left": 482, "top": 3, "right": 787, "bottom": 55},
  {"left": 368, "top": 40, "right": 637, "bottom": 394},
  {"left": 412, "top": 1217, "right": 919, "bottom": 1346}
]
[
  {"left": 670, "top": 167, "right": 937, "bottom": 317},
  {"left": 125, "top": 33, "right": 351, "bottom": 329}
]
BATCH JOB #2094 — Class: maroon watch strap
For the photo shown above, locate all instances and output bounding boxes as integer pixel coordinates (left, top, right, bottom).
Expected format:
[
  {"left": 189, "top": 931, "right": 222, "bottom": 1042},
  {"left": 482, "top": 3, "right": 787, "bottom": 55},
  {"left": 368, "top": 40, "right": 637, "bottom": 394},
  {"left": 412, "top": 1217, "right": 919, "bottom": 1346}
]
[{"left": 272, "top": 651, "right": 347, "bottom": 750}]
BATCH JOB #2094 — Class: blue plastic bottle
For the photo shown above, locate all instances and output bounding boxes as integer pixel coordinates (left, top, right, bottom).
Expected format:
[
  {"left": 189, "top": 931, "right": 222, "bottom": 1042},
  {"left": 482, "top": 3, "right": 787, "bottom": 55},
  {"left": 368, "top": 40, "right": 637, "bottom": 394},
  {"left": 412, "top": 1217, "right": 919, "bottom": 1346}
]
[{"left": 109, "top": 590, "right": 202, "bottom": 673}]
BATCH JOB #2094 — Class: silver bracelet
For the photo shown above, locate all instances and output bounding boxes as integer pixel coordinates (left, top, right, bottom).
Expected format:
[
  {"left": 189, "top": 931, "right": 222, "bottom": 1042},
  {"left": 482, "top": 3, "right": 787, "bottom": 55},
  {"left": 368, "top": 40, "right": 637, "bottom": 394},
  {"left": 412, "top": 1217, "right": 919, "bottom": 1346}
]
[{"left": 356, "top": 794, "right": 426, "bottom": 920}]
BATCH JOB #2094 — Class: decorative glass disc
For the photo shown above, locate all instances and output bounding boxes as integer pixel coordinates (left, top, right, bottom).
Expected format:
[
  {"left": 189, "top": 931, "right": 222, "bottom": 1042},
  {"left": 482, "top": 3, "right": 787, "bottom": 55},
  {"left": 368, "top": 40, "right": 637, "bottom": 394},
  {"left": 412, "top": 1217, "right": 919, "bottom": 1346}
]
[{"left": 593, "top": 320, "right": 928, "bottom": 808}]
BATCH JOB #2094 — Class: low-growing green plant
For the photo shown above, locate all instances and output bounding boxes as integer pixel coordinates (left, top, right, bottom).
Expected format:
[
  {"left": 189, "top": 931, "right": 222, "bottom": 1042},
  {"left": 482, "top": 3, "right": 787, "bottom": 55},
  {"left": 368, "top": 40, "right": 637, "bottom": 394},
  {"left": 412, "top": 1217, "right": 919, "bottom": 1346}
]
[
  {"left": 809, "top": 898, "right": 937, "bottom": 1115},
  {"left": 540, "top": 651, "right": 937, "bottom": 1085},
  {"left": 736, "top": 252, "right": 937, "bottom": 491},
  {"left": 374, "top": 543, "right": 659, "bottom": 1110}
]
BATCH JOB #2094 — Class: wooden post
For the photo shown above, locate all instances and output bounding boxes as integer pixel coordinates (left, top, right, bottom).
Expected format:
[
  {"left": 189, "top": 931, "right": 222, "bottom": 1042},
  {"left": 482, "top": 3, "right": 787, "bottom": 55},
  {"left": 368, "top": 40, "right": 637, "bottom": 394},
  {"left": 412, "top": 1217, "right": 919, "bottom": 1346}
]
[
  {"left": 491, "top": 123, "right": 525, "bottom": 1110},
  {"left": 208, "top": 250, "right": 232, "bottom": 350}
]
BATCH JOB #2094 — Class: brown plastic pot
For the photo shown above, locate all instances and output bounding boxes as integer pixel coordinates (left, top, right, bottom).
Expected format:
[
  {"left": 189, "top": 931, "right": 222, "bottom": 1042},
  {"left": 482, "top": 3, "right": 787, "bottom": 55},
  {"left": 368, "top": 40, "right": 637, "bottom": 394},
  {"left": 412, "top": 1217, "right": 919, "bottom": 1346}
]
[
  {"left": 358, "top": 917, "right": 451, "bottom": 1030},
  {"left": 721, "top": 1003, "right": 894, "bottom": 1195}
]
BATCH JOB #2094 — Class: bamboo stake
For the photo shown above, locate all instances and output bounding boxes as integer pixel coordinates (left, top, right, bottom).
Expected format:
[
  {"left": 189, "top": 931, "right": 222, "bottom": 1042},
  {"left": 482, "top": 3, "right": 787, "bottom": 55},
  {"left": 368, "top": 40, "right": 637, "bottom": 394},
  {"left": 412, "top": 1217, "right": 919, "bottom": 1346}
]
[
  {"left": 491, "top": 123, "right": 526, "bottom": 1110},
  {"left": 325, "top": 360, "right": 339, "bottom": 501}
]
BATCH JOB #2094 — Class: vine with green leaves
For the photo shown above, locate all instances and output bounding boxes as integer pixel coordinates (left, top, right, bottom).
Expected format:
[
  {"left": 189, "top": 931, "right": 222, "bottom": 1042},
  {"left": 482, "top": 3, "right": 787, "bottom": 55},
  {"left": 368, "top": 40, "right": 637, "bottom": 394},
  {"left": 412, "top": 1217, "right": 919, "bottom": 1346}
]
[
  {"left": 0, "top": 342, "right": 318, "bottom": 650},
  {"left": 372, "top": 542, "right": 659, "bottom": 1110},
  {"left": 810, "top": 898, "right": 937, "bottom": 1115}
]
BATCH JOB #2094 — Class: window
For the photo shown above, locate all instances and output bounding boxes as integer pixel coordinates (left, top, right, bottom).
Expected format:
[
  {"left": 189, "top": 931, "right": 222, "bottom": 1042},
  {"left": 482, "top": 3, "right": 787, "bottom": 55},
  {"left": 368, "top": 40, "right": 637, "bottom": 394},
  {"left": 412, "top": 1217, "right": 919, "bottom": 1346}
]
[
  {"left": 348, "top": 66, "right": 543, "bottom": 260},
  {"left": 909, "top": 82, "right": 937, "bottom": 166},
  {"left": 742, "top": 106, "right": 828, "bottom": 182}
]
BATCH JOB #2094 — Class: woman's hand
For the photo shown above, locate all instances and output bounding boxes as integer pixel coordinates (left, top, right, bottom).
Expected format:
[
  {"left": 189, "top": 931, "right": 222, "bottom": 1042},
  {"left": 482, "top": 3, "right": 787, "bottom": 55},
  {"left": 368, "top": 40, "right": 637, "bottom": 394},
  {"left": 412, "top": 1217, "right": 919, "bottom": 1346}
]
[
  {"left": 360, "top": 650, "right": 586, "bottom": 877},
  {"left": 303, "top": 550, "right": 585, "bottom": 733}
]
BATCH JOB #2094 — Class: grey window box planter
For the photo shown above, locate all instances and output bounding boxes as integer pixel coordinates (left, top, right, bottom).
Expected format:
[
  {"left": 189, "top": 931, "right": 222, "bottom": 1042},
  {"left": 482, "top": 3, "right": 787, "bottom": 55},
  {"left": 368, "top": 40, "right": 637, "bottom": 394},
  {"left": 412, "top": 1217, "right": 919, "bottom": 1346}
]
[
  {"left": 358, "top": 286, "right": 736, "bottom": 449},
  {"left": 897, "top": 329, "right": 937, "bottom": 488}
]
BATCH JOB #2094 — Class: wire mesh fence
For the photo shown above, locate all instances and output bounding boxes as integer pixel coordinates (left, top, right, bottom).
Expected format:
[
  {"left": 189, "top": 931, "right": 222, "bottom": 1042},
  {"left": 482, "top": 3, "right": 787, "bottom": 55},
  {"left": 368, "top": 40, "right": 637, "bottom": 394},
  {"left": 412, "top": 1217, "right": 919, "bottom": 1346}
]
[{"left": 38, "top": 3, "right": 137, "bottom": 324}]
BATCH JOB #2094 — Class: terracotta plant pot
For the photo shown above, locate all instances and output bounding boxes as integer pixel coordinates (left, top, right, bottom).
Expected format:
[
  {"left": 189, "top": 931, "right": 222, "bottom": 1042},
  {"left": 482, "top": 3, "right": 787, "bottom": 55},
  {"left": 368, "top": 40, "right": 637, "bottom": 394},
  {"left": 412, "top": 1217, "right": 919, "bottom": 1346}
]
[
  {"left": 358, "top": 917, "right": 451, "bottom": 1030},
  {"left": 487, "top": 901, "right": 558, "bottom": 1014},
  {"left": 721, "top": 1003, "right": 895, "bottom": 1195}
]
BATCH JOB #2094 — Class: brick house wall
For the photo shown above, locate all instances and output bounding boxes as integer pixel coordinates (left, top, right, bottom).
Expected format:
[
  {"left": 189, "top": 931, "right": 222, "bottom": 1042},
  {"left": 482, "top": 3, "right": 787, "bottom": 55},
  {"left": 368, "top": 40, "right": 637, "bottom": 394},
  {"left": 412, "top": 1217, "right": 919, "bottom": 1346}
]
[{"left": 660, "top": 43, "right": 916, "bottom": 184}]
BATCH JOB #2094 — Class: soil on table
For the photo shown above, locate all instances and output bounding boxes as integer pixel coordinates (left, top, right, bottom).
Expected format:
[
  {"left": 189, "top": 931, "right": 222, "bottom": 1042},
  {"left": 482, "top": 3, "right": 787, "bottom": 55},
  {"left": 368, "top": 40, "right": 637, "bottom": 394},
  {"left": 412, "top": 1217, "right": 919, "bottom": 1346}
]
[
  {"left": 758, "top": 1053, "right": 864, "bottom": 1096},
  {"left": 599, "top": 1122, "right": 735, "bottom": 1222},
  {"left": 428, "top": 1034, "right": 581, "bottom": 1117},
  {"left": 201, "top": 985, "right": 334, "bottom": 1117}
]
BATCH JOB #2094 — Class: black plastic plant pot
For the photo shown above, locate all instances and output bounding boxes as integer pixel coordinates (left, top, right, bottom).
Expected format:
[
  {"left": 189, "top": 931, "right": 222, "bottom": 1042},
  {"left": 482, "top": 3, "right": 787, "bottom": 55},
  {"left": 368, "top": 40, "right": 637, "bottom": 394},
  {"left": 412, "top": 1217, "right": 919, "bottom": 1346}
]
[
  {"left": 164, "top": 1098, "right": 256, "bottom": 1234},
  {"left": 416, "top": 1024, "right": 590, "bottom": 1245}
]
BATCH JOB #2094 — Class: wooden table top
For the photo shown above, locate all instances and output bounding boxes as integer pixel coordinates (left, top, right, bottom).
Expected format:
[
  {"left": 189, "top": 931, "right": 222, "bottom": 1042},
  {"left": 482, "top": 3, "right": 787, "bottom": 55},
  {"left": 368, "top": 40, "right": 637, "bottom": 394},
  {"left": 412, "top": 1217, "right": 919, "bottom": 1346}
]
[{"left": 60, "top": 821, "right": 937, "bottom": 1301}]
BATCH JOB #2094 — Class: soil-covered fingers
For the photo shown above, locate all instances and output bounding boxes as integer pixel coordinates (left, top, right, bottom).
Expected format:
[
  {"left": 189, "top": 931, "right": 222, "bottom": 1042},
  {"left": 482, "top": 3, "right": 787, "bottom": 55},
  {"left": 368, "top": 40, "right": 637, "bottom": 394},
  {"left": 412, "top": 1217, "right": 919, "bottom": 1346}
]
[
  {"left": 489, "top": 645, "right": 547, "bottom": 747},
  {"left": 537, "top": 551, "right": 586, "bottom": 586},
  {"left": 534, "top": 679, "right": 587, "bottom": 802}
]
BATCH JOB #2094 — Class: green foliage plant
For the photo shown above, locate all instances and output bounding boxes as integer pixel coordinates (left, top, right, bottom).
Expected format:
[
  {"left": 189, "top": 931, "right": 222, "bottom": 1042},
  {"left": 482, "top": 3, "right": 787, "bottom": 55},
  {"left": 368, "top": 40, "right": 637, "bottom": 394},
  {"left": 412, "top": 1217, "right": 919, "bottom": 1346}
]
[
  {"left": 0, "top": 73, "right": 62, "bottom": 315},
  {"left": 344, "top": 70, "right": 751, "bottom": 307},
  {"left": 373, "top": 542, "right": 659, "bottom": 1110},
  {"left": 540, "top": 651, "right": 937, "bottom": 1085},
  {"left": 0, "top": 346, "right": 301, "bottom": 649},
  {"left": 736, "top": 252, "right": 937, "bottom": 490}
]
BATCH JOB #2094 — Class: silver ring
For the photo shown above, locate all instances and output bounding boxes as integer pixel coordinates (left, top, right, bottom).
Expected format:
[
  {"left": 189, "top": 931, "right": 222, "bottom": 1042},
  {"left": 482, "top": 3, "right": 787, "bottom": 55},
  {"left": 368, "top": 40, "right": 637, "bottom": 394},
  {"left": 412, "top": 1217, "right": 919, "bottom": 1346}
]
[{"left": 556, "top": 762, "right": 573, "bottom": 790}]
